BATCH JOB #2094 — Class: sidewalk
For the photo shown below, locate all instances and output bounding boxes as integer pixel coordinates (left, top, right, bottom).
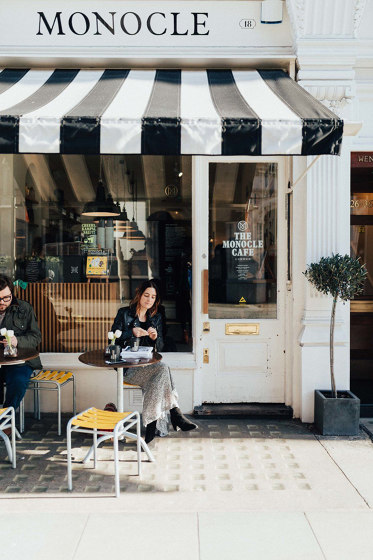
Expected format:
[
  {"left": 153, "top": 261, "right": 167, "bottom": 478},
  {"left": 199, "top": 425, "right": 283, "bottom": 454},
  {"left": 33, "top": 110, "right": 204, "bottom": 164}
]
[{"left": 2, "top": 416, "right": 373, "bottom": 558}]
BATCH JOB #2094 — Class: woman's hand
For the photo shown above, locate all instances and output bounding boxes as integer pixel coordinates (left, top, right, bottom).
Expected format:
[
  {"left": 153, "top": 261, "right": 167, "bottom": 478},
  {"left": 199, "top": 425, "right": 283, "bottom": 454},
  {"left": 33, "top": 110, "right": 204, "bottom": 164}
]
[
  {"left": 147, "top": 327, "right": 157, "bottom": 341},
  {"left": 132, "top": 327, "right": 148, "bottom": 338}
]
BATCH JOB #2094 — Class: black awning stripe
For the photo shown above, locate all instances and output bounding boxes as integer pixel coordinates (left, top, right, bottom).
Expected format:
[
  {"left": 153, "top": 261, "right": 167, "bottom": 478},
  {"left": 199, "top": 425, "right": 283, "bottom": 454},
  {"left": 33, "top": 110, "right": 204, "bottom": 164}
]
[
  {"left": 61, "top": 69, "right": 130, "bottom": 154},
  {"left": 141, "top": 70, "right": 181, "bottom": 155},
  {"left": 258, "top": 70, "right": 344, "bottom": 155},
  {"left": 0, "top": 69, "right": 79, "bottom": 117},
  {"left": 0, "top": 69, "right": 29, "bottom": 95},
  {"left": 207, "top": 70, "right": 261, "bottom": 156}
]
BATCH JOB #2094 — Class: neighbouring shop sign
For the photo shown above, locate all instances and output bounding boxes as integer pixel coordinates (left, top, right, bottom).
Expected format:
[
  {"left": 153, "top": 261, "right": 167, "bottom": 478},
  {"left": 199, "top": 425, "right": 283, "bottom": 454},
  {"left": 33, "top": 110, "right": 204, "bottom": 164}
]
[
  {"left": 0, "top": 1, "right": 291, "bottom": 49},
  {"left": 351, "top": 152, "right": 373, "bottom": 167}
]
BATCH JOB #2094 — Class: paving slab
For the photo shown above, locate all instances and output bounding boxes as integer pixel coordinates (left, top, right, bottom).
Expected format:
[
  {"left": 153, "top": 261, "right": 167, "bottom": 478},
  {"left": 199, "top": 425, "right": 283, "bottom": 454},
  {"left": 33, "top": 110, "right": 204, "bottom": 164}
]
[
  {"left": 0, "top": 513, "right": 88, "bottom": 560},
  {"left": 307, "top": 511, "right": 373, "bottom": 560},
  {"left": 316, "top": 434, "right": 373, "bottom": 508},
  {"left": 74, "top": 513, "right": 198, "bottom": 560},
  {"left": 198, "top": 512, "right": 324, "bottom": 560}
]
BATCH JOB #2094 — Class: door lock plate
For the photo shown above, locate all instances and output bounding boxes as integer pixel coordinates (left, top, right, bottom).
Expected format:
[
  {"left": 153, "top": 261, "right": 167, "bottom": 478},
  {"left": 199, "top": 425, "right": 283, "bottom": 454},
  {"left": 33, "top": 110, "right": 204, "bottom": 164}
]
[
  {"left": 203, "top": 348, "right": 209, "bottom": 363},
  {"left": 203, "top": 322, "right": 210, "bottom": 332}
]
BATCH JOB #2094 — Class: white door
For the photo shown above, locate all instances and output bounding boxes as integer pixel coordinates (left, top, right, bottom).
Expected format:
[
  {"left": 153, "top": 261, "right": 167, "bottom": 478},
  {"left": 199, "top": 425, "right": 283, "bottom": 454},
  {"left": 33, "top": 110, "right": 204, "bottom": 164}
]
[{"left": 194, "top": 156, "right": 287, "bottom": 403}]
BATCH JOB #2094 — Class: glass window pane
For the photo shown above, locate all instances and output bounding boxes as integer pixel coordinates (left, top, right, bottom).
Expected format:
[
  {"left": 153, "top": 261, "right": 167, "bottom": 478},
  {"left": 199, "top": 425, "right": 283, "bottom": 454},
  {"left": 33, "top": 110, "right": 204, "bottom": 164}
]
[
  {"left": 208, "top": 162, "right": 277, "bottom": 319},
  {"left": 350, "top": 193, "right": 373, "bottom": 297},
  {"left": 7, "top": 154, "right": 192, "bottom": 352}
]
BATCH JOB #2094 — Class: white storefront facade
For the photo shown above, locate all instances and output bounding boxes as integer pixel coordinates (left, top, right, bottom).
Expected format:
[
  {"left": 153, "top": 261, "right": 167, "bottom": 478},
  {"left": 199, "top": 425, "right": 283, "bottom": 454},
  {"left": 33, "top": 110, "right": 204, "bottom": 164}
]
[{"left": 0, "top": 0, "right": 371, "bottom": 422}]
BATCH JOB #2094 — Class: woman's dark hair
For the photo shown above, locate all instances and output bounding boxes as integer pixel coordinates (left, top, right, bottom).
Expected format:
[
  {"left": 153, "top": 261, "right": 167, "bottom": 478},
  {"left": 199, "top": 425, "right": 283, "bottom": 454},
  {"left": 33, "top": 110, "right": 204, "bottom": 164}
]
[
  {"left": 130, "top": 279, "right": 160, "bottom": 317},
  {"left": 0, "top": 274, "right": 14, "bottom": 293}
]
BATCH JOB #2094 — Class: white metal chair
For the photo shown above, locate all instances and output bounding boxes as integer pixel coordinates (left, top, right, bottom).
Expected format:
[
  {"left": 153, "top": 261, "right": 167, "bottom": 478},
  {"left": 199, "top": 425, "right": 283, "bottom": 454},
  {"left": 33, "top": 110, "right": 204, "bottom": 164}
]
[
  {"left": 0, "top": 407, "right": 16, "bottom": 468},
  {"left": 2, "top": 380, "right": 25, "bottom": 436},
  {"left": 67, "top": 407, "right": 154, "bottom": 498},
  {"left": 26, "top": 370, "right": 76, "bottom": 435}
]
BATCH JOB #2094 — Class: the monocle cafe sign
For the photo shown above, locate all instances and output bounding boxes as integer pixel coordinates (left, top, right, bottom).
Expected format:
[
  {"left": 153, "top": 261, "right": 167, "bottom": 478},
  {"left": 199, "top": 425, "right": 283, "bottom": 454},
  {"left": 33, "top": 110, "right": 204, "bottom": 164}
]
[
  {"left": 0, "top": 1, "right": 291, "bottom": 50},
  {"left": 222, "top": 221, "right": 263, "bottom": 257},
  {"left": 221, "top": 220, "right": 264, "bottom": 282}
]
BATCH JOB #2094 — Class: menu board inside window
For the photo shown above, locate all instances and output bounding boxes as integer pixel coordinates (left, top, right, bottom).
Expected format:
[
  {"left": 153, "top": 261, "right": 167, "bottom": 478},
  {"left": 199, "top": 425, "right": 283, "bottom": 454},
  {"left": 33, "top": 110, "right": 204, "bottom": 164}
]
[{"left": 208, "top": 162, "right": 277, "bottom": 319}]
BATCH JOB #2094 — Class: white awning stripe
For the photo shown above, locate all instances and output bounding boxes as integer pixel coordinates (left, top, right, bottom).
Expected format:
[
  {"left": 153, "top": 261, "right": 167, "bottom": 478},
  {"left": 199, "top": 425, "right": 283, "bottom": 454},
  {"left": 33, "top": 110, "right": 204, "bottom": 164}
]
[
  {"left": 101, "top": 70, "right": 156, "bottom": 154},
  {"left": 0, "top": 70, "right": 54, "bottom": 112},
  {"left": 232, "top": 70, "right": 303, "bottom": 155},
  {"left": 19, "top": 70, "right": 105, "bottom": 153},
  {"left": 180, "top": 70, "right": 221, "bottom": 155}
]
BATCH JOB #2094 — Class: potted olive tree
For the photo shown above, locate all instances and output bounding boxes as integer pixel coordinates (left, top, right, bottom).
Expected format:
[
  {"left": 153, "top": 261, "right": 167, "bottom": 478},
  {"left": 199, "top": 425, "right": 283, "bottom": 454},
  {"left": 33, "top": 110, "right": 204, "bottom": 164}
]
[{"left": 304, "top": 253, "right": 367, "bottom": 435}]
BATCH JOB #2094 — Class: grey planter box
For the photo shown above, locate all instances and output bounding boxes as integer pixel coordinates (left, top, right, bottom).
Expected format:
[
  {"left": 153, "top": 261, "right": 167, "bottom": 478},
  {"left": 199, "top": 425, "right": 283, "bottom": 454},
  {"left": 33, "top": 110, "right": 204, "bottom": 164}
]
[{"left": 314, "top": 390, "right": 360, "bottom": 436}]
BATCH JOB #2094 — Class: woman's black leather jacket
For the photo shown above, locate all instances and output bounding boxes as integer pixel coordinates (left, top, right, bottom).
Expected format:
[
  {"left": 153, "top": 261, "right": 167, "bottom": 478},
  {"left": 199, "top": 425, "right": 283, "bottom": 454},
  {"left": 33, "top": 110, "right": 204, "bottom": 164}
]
[{"left": 110, "top": 306, "right": 164, "bottom": 351}]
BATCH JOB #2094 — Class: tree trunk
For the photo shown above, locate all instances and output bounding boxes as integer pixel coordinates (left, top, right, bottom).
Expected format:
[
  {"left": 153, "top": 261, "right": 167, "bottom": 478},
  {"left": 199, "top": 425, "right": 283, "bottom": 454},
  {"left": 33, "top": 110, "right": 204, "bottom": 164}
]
[{"left": 330, "top": 298, "right": 337, "bottom": 399}]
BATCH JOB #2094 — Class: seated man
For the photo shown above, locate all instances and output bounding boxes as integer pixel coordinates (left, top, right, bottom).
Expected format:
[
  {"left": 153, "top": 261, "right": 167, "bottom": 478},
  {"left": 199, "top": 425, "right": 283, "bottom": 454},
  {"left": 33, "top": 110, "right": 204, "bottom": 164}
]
[{"left": 0, "top": 275, "right": 42, "bottom": 419}]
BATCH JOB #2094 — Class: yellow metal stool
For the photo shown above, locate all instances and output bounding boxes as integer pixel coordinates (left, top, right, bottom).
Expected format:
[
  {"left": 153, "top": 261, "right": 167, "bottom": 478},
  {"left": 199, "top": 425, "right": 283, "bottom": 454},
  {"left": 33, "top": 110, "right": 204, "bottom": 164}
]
[
  {"left": 27, "top": 370, "right": 76, "bottom": 436},
  {"left": 0, "top": 407, "right": 16, "bottom": 468},
  {"left": 67, "top": 407, "right": 154, "bottom": 497}
]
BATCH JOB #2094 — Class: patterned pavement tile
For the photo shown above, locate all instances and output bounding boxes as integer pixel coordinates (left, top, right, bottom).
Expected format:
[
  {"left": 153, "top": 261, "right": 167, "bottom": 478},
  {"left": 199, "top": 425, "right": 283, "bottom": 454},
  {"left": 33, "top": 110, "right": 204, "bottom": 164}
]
[{"left": 0, "top": 413, "right": 368, "bottom": 498}]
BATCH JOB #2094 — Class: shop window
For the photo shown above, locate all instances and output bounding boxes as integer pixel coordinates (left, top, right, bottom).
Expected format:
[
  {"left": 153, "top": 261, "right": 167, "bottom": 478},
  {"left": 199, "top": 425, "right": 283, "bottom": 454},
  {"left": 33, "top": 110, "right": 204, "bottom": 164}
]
[
  {"left": 208, "top": 162, "right": 277, "bottom": 319},
  {"left": 0, "top": 154, "right": 192, "bottom": 353},
  {"left": 350, "top": 153, "right": 373, "bottom": 408}
]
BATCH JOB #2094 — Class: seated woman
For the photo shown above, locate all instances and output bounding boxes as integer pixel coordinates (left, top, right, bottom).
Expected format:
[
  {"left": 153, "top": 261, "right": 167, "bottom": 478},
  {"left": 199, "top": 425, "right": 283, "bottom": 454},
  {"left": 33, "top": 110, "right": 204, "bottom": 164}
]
[{"left": 111, "top": 279, "right": 197, "bottom": 443}]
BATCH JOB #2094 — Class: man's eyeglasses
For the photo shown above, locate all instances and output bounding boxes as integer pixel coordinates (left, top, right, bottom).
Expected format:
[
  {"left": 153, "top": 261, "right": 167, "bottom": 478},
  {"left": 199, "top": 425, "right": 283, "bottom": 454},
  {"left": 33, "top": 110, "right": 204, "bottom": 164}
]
[{"left": 0, "top": 295, "right": 12, "bottom": 303}]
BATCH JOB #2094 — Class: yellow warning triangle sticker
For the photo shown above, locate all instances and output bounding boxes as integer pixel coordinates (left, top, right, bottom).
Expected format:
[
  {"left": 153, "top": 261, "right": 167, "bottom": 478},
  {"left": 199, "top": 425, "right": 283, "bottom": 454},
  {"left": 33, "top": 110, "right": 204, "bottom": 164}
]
[{"left": 239, "top": 296, "right": 246, "bottom": 303}]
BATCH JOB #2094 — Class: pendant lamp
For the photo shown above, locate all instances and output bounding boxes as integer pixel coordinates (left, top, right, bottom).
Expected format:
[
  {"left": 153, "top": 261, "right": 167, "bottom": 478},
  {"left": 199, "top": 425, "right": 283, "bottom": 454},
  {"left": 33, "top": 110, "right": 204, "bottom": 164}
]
[
  {"left": 123, "top": 173, "right": 145, "bottom": 240},
  {"left": 125, "top": 219, "right": 145, "bottom": 240},
  {"left": 114, "top": 204, "right": 136, "bottom": 232},
  {"left": 81, "top": 180, "right": 120, "bottom": 217}
]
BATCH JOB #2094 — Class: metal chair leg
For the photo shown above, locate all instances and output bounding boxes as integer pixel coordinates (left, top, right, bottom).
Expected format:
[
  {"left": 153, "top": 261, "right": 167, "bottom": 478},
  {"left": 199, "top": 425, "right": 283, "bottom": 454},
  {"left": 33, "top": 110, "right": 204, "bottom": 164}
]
[
  {"left": 136, "top": 412, "right": 141, "bottom": 477},
  {"left": 33, "top": 384, "right": 38, "bottom": 419},
  {"left": 93, "top": 429, "right": 97, "bottom": 469},
  {"left": 11, "top": 408, "right": 16, "bottom": 469},
  {"left": 36, "top": 383, "right": 41, "bottom": 420},
  {"left": 67, "top": 422, "right": 72, "bottom": 491},
  {"left": 72, "top": 376, "right": 76, "bottom": 415},
  {"left": 19, "top": 398, "right": 24, "bottom": 433},
  {"left": 57, "top": 384, "right": 61, "bottom": 436},
  {"left": 113, "top": 431, "right": 120, "bottom": 498}
]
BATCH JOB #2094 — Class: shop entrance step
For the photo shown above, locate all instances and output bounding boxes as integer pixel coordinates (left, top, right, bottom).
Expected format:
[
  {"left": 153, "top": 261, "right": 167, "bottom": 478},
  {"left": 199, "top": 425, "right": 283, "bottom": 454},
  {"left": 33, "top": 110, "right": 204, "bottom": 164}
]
[{"left": 193, "top": 403, "right": 293, "bottom": 419}]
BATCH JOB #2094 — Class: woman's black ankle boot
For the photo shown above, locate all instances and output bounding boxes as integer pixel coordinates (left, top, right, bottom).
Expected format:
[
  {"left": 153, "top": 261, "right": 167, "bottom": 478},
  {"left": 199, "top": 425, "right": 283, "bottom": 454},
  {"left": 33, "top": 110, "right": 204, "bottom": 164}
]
[
  {"left": 145, "top": 420, "right": 157, "bottom": 443},
  {"left": 170, "top": 407, "right": 197, "bottom": 432}
]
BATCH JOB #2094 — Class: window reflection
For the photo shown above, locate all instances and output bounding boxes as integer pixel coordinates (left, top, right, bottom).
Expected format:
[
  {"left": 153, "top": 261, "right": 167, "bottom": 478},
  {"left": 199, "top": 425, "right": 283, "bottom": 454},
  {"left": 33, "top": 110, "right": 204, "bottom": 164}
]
[
  {"left": 208, "top": 162, "right": 277, "bottom": 319},
  {"left": 0, "top": 154, "right": 193, "bottom": 352}
]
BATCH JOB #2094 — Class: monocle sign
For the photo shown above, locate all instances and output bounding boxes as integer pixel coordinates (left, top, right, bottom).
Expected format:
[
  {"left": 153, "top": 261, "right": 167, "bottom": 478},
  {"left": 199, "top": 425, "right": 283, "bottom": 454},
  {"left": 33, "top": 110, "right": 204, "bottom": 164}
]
[
  {"left": 0, "top": 1, "right": 290, "bottom": 50},
  {"left": 36, "top": 10, "right": 211, "bottom": 37}
]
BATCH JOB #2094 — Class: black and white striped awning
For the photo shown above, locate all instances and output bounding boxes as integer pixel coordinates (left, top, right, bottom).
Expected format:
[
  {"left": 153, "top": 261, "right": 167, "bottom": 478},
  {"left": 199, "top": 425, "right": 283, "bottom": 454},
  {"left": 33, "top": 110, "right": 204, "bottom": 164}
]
[{"left": 0, "top": 68, "right": 343, "bottom": 156}]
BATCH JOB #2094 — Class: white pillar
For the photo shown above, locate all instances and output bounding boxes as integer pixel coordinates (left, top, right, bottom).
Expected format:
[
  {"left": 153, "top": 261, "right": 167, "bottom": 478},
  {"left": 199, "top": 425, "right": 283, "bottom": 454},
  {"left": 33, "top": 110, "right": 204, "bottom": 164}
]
[
  {"left": 298, "top": 142, "right": 352, "bottom": 422},
  {"left": 285, "top": 0, "right": 365, "bottom": 422}
]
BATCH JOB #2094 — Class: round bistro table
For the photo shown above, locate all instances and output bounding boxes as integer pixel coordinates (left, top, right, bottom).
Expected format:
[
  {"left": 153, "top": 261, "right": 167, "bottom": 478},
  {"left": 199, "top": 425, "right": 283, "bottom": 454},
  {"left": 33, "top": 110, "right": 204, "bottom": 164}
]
[
  {"left": 0, "top": 347, "right": 39, "bottom": 366},
  {"left": 78, "top": 350, "right": 162, "bottom": 413}
]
